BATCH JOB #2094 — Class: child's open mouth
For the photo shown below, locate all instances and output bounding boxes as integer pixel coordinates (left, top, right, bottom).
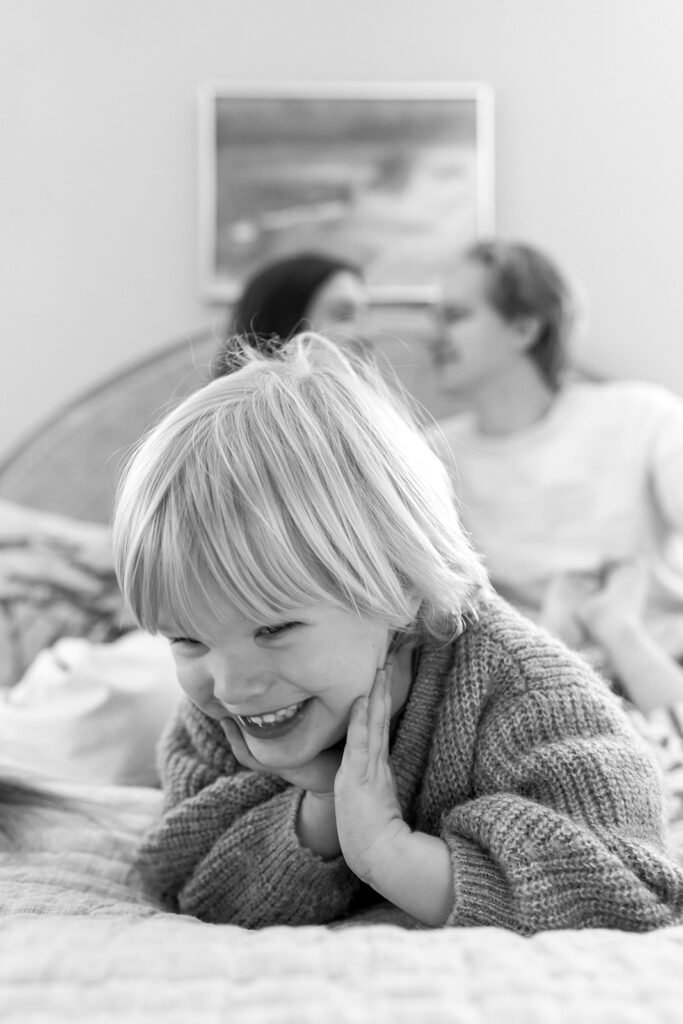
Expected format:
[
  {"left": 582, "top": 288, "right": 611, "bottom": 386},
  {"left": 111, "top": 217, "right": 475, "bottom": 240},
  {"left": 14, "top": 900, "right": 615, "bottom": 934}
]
[{"left": 235, "top": 699, "right": 310, "bottom": 739}]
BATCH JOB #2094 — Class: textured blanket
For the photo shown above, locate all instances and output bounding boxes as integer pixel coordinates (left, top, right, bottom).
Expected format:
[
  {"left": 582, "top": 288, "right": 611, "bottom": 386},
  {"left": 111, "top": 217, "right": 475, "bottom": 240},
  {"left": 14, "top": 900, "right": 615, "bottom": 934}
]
[
  {"left": 2, "top": 783, "right": 683, "bottom": 1023},
  {"left": 2, "top": 915, "right": 683, "bottom": 1024}
]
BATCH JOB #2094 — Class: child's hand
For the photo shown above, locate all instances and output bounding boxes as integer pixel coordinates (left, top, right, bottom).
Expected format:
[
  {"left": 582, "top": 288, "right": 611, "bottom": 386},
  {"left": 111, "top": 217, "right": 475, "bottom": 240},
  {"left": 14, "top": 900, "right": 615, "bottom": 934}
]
[
  {"left": 220, "top": 718, "right": 342, "bottom": 796},
  {"left": 334, "top": 663, "right": 407, "bottom": 883}
]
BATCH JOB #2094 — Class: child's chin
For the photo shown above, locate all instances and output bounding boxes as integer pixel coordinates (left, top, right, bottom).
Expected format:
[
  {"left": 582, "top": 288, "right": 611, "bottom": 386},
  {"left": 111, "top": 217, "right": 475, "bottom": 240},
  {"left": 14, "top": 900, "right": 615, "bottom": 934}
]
[
  {"left": 246, "top": 729, "right": 342, "bottom": 770},
  {"left": 246, "top": 733, "right": 314, "bottom": 764}
]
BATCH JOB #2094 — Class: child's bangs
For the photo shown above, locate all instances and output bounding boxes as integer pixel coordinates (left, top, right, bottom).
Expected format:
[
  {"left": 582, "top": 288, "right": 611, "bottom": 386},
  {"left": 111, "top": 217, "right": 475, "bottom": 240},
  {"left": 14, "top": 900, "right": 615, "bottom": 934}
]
[
  {"left": 135, "top": 471, "right": 358, "bottom": 640},
  {"left": 115, "top": 335, "right": 487, "bottom": 643}
]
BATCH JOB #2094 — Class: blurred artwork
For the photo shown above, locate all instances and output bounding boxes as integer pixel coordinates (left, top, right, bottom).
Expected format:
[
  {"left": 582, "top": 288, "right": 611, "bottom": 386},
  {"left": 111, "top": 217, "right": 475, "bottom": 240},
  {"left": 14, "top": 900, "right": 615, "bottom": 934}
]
[{"left": 199, "top": 82, "right": 495, "bottom": 302}]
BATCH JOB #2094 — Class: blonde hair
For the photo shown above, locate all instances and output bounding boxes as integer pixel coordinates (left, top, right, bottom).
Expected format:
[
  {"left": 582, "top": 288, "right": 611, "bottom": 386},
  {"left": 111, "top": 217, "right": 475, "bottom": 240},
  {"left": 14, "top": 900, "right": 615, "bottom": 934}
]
[{"left": 113, "top": 334, "right": 489, "bottom": 643}]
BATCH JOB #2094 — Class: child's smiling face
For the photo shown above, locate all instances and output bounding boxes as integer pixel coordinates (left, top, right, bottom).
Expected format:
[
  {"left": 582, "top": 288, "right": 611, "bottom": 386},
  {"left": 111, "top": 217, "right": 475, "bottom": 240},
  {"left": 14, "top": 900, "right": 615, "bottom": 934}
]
[{"left": 163, "top": 601, "right": 399, "bottom": 770}]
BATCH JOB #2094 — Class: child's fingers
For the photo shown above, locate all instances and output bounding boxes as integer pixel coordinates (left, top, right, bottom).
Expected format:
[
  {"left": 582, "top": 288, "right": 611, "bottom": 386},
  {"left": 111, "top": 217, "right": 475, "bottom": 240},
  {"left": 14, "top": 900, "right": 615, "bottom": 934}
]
[
  {"left": 367, "top": 667, "right": 390, "bottom": 764},
  {"left": 343, "top": 695, "right": 370, "bottom": 769},
  {"left": 381, "top": 662, "right": 394, "bottom": 756}
]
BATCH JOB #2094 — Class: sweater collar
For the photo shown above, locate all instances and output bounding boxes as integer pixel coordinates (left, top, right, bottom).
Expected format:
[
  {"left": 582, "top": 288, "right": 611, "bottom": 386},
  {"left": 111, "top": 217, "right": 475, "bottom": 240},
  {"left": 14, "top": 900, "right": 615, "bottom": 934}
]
[{"left": 389, "top": 634, "right": 457, "bottom": 820}]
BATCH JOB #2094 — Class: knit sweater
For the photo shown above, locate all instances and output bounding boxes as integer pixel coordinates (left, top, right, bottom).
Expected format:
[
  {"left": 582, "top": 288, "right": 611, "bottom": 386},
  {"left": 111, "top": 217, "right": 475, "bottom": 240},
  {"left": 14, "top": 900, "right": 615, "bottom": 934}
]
[{"left": 139, "top": 597, "right": 683, "bottom": 932}]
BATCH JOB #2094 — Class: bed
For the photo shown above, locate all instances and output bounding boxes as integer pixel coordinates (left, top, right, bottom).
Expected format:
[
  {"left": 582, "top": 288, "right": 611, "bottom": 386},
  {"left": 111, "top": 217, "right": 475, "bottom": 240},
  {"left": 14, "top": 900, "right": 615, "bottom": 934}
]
[{"left": 1, "top": 317, "right": 683, "bottom": 1024}]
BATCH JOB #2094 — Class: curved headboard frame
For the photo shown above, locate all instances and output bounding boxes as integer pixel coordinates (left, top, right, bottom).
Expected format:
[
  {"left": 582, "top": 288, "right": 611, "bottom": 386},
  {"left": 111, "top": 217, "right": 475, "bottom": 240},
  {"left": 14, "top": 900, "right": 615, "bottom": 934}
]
[
  {"left": 0, "top": 306, "right": 453, "bottom": 524},
  {"left": 0, "top": 329, "right": 218, "bottom": 524}
]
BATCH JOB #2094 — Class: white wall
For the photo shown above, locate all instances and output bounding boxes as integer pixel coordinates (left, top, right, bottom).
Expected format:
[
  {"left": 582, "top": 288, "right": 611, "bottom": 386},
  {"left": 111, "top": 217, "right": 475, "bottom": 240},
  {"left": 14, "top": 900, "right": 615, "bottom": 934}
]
[{"left": 2, "top": 0, "right": 683, "bottom": 459}]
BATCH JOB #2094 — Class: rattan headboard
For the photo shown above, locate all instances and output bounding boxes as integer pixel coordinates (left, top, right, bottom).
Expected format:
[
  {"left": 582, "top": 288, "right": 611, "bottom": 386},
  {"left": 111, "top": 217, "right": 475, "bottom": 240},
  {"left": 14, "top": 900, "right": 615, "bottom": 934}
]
[
  {"left": 0, "top": 330, "right": 217, "bottom": 524},
  {"left": 0, "top": 308, "right": 446, "bottom": 523}
]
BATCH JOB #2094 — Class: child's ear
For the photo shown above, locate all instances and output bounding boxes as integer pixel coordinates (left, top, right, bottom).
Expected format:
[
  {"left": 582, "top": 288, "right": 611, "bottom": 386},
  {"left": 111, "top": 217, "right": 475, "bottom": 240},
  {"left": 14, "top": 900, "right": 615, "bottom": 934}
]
[{"left": 385, "top": 592, "right": 423, "bottom": 657}]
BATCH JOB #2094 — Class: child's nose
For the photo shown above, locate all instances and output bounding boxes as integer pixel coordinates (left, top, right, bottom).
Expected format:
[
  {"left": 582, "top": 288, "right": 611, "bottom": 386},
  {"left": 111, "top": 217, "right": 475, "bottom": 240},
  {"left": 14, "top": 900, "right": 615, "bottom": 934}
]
[{"left": 210, "top": 656, "right": 267, "bottom": 709}]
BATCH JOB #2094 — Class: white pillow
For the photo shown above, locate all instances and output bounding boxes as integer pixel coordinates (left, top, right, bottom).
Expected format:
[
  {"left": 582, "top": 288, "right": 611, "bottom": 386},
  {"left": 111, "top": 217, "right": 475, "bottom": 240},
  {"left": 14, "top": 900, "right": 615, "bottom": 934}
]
[
  {"left": 0, "top": 630, "right": 180, "bottom": 786},
  {"left": 0, "top": 498, "right": 131, "bottom": 690}
]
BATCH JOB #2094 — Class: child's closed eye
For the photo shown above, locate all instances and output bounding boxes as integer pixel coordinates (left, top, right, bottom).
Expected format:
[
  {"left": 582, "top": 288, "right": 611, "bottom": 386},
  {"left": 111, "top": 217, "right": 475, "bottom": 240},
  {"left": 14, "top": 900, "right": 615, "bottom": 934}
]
[
  {"left": 255, "top": 622, "right": 301, "bottom": 639},
  {"left": 168, "top": 636, "right": 201, "bottom": 648}
]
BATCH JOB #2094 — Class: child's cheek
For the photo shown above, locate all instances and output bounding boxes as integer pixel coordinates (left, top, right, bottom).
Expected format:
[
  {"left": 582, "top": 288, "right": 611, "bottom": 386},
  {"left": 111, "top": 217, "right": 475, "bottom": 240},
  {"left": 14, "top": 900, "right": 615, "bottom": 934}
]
[{"left": 173, "top": 660, "right": 217, "bottom": 715}]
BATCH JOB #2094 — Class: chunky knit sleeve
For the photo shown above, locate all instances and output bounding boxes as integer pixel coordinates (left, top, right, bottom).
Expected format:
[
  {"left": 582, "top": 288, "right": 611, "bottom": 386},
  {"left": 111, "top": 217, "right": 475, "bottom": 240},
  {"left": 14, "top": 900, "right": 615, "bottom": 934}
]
[
  {"left": 138, "top": 700, "right": 360, "bottom": 926},
  {"left": 440, "top": 626, "right": 683, "bottom": 933}
]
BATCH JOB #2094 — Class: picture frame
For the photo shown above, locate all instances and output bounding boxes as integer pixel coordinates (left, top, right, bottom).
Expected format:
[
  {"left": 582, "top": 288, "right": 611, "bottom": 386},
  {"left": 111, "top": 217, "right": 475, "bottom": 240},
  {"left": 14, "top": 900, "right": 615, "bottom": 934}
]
[{"left": 198, "top": 81, "right": 495, "bottom": 304}]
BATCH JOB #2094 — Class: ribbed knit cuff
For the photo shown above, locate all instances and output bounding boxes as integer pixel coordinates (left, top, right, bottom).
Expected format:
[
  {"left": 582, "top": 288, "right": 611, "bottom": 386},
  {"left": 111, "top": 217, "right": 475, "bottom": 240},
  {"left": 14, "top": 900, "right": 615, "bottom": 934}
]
[
  {"left": 180, "top": 786, "right": 361, "bottom": 926},
  {"left": 446, "top": 836, "right": 517, "bottom": 929},
  {"left": 242, "top": 782, "right": 360, "bottom": 929}
]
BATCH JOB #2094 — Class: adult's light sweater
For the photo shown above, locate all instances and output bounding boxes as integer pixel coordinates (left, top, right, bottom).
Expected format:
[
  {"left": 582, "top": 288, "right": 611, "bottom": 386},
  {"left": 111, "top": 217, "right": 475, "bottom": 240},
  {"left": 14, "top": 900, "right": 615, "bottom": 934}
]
[
  {"left": 140, "top": 596, "right": 683, "bottom": 932},
  {"left": 434, "top": 379, "right": 683, "bottom": 656}
]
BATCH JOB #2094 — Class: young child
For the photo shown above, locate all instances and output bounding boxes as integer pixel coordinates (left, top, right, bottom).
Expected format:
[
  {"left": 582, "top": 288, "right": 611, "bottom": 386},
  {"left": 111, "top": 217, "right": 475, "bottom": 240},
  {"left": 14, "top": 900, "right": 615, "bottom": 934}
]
[{"left": 112, "top": 333, "right": 683, "bottom": 932}]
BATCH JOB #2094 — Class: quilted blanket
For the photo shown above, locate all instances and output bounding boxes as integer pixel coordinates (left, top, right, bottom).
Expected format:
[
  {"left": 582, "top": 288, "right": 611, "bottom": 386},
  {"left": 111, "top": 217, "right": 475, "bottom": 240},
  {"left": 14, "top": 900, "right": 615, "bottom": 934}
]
[
  {"left": 2, "top": 783, "right": 683, "bottom": 1023},
  {"left": 2, "top": 916, "right": 683, "bottom": 1024}
]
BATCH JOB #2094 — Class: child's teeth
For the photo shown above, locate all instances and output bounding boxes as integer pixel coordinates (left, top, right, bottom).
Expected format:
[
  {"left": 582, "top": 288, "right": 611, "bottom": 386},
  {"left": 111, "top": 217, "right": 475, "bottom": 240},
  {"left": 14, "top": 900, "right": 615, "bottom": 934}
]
[{"left": 240, "top": 701, "right": 304, "bottom": 727}]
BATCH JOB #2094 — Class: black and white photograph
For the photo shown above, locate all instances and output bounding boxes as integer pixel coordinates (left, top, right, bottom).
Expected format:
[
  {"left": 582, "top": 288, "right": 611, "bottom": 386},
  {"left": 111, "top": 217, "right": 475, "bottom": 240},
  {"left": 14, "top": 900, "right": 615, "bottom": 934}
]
[{"left": 2, "top": 3, "right": 683, "bottom": 1022}]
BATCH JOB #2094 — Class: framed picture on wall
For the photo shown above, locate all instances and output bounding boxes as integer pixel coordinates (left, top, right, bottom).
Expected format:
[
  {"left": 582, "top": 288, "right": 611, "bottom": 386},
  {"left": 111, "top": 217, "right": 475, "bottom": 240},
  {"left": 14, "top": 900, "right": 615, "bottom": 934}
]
[{"left": 198, "top": 81, "right": 495, "bottom": 303}]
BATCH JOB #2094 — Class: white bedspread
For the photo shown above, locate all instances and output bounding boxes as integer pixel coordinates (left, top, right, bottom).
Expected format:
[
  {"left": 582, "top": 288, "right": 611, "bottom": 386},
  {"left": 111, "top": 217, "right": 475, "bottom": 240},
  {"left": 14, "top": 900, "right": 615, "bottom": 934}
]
[
  {"left": 2, "top": 916, "right": 683, "bottom": 1024},
  {"left": 2, "top": 782, "right": 683, "bottom": 1024}
]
